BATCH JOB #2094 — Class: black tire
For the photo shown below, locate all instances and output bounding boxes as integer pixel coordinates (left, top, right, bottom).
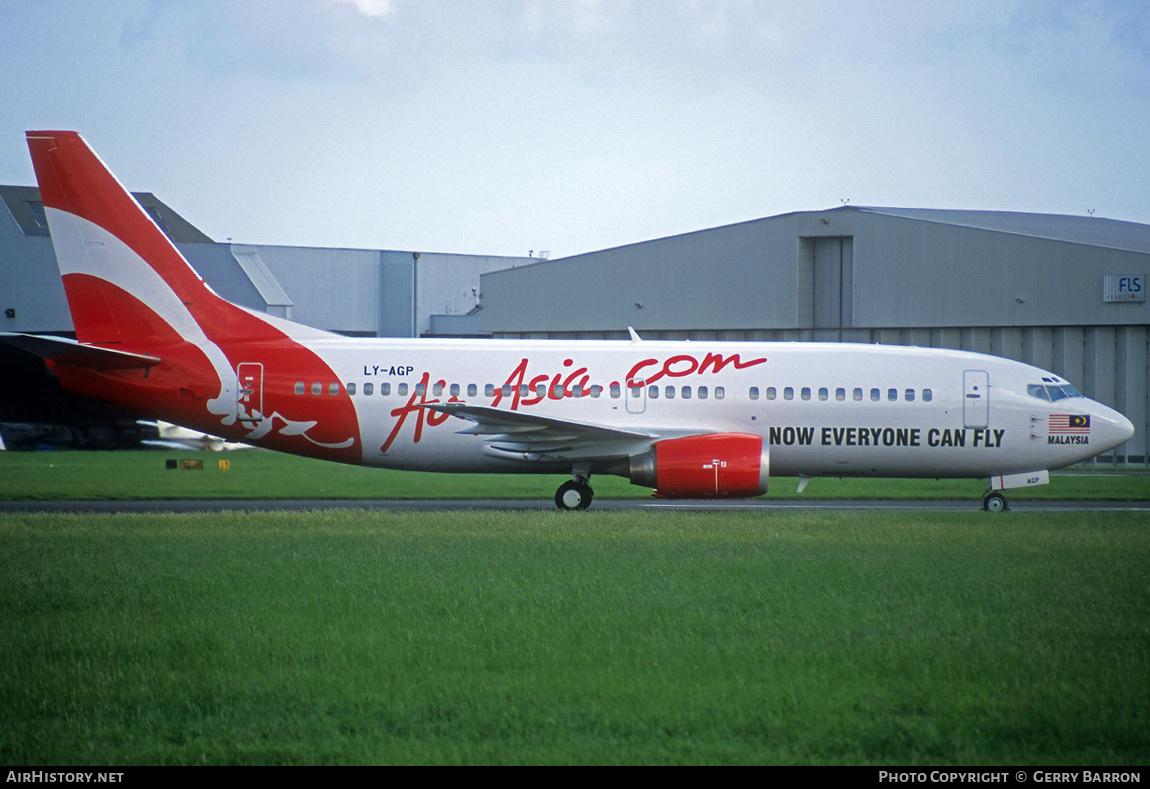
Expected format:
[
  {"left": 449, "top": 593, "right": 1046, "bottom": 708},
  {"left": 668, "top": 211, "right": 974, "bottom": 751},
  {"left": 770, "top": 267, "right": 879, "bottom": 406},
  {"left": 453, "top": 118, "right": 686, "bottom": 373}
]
[
  {"left": 555, "top": 480, "right": 594, "bottom": 510},
  {"left": 982, "top": 491, "right": 1008, "bottom": 513}
]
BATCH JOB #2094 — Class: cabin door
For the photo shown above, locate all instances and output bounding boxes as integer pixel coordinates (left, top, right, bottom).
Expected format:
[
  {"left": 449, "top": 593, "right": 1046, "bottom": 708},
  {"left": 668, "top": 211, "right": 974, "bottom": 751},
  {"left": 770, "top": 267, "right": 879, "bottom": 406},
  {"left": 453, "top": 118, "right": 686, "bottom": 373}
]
[
  {"left": 237, "top": 363, "right": 265, "bottom": 426},
  {"left": 963, "top": 370, "right": 989, "bottom": 429}
]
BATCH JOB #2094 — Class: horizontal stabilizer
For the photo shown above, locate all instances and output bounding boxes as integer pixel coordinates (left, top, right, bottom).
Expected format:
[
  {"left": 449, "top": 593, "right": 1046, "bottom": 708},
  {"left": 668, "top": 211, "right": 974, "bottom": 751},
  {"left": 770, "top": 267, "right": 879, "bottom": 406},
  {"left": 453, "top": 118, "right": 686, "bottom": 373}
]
[{"left": 0, "top": 332, "right": 161, "bottom": 370}]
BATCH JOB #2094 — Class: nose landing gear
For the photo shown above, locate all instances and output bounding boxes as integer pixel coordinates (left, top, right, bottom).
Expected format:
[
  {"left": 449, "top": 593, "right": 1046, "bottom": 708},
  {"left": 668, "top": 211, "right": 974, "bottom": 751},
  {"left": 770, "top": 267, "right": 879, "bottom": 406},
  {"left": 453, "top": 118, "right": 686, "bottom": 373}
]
[{"left": 982, "top": 490, "right": 1009, "bottom": 512}]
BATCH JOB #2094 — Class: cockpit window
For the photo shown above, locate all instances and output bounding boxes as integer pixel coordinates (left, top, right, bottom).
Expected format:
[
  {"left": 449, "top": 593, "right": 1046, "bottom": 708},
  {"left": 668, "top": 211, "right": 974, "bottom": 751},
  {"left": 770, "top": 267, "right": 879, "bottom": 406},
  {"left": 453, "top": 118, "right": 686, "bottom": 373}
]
[{"left": 1029, "top": 383, "right": 1083, "bottom": 401}]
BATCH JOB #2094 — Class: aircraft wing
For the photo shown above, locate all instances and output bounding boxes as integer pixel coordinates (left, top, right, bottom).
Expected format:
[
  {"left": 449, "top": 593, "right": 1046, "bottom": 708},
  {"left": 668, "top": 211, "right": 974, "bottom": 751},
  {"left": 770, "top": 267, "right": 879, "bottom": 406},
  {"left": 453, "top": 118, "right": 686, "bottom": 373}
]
[
  {"left": 421, "top": 402, "right": 700, "bottom": 461},
  {"left": 0, "top": 332, "right": 160, "bottom": 370}
]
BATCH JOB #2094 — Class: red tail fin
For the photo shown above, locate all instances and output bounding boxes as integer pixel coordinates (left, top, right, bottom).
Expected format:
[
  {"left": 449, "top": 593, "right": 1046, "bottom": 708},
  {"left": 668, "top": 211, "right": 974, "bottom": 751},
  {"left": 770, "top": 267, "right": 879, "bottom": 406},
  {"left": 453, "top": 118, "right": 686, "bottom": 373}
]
[
  {"left": 28, "top": 131, "right": 234, "bottom": 346},
  {"left": 26, "top": 131, "right": 360, "bottom": 462}
]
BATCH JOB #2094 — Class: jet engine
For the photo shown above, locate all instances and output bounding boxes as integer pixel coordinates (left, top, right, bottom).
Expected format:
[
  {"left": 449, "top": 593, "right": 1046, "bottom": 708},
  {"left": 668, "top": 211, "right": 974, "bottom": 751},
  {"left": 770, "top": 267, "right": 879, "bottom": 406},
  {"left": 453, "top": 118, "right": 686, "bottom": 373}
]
[{"left": 628, "top": 433, "right": 769, "bottom": 498}]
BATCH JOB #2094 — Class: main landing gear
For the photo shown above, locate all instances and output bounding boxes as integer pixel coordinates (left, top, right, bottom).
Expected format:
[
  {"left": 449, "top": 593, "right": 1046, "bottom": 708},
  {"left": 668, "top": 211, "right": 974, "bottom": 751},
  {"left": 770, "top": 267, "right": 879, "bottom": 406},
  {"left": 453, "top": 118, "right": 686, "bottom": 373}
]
[
  {"left": 982, "top": 490, "right": 1009, "bottom": 513},
  {"left": 555, "top": 468, "right": 595, "bottom": 510}
]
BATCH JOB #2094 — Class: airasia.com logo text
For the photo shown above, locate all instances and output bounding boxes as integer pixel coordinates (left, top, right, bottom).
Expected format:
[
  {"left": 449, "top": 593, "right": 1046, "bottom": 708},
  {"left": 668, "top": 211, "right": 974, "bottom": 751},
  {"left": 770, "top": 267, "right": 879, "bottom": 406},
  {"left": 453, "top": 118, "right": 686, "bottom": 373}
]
[{"left": 381, "top": 352, "right": 765, "bottom": 452}]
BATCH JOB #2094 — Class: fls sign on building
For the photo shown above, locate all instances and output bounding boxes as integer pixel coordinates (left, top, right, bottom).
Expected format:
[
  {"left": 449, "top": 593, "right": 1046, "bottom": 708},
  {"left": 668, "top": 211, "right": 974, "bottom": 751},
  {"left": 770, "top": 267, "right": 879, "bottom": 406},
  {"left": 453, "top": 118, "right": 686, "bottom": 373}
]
[{"left": 1103, "top": 275, "right": 1145, "bottom": 303}]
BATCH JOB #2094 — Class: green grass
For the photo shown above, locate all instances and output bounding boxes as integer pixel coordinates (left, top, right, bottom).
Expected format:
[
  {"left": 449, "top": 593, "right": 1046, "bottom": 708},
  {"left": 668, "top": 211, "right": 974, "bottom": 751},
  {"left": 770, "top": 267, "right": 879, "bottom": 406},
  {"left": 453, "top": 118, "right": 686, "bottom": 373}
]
[
  {"left": 1, "top": 510, "right": 1148, "bottom": 765},
  {"left": 0, "top": 449, "right": 1147, "bottom": 501}
]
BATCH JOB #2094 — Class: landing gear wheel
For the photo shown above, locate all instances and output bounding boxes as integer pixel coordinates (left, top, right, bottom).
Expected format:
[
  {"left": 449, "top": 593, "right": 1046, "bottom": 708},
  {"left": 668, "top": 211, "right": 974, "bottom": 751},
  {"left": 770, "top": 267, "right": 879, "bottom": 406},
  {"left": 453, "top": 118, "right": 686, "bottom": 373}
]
[
  {"left": 555, "top": 480, "right": 594, "bottom": 510},
  {"left": 982, "top": 491, "right": 1009, "bottom": 513}
]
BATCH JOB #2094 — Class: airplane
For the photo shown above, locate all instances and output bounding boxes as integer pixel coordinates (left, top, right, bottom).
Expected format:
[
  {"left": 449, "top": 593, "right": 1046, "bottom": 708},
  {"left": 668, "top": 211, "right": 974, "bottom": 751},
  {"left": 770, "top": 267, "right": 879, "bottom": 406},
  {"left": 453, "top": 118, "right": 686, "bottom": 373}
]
[
  {"left": 0, "top": 130, "right": 1135, "bottom": 511},
  {"left": 0, "top": 421, "right": 76, "bottom": 450},
  {"left": 137, "top": 420, "right": 257, "bottom": 452}
]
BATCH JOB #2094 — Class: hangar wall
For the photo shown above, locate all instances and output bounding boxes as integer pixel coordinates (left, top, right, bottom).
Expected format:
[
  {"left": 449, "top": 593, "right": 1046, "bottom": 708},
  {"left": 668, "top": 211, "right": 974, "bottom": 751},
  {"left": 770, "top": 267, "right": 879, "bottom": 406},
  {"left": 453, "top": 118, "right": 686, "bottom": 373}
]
[
  {"left": 479, "top": 206, "right": 1150, "bottom": 465},
  {"left": 238, "top": 245, "right": 528, "bottom": 337},
  {"left": 479, "top": 220, "right": 800, "bottom": 333}
]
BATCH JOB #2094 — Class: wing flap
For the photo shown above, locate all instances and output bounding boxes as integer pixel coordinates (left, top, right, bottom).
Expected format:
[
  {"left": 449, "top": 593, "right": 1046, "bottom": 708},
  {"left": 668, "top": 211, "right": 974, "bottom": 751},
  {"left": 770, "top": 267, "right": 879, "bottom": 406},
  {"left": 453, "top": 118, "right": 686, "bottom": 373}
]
[{"left": 420, "top": 402, "right": 705, "bottom": 462}]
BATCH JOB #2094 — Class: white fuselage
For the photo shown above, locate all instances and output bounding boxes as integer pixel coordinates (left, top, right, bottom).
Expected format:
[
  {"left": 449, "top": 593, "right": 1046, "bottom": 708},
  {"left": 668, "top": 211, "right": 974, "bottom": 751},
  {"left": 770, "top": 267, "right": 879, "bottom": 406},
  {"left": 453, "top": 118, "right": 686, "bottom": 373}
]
[{"left": 233, "top": 337, "right": 1131, "bottom": 481}]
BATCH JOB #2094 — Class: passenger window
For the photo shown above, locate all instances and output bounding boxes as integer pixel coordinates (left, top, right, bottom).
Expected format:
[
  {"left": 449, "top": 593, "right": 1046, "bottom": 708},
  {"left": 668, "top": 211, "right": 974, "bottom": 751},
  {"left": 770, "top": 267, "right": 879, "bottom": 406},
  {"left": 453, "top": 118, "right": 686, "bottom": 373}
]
[
  {"left": 398, "top": 383, "right": 408, "bottom": 396},
  {"left": 853, "top": 388, "right": 863, "bottom": 401},
  {"left": 433, "top": 382, "right": 444, "bottom": 397},
  {"left": 922, "top": 389, "right": 933, "bottom": 402},
  {"left": 836, "top": 388, "right": 846, "bottom": 401},
  {"left": 648, "top": 386, "right": 659, "bottom": 399},
  {"left": 715, "top": 387, "right": 725, "bottom": 400},
  {"left": 501, "top": 384, "right": 512, "bottom": 398},
  {"left": 766, "top": 387, "right": 777, "bottom": 400},
  {"left": 381, "top": 383, "right": 390, "bottom": 396},
  {"left": 590, "top": 385, "right": 602, "bottom": 398},
  {"left": 467, "top": 384, "right": 477, "bottom": 398},
  {"left": 346, "top": 382, "right": 356, "bottom": 396},
  {"left": 552, "top": 384, "right": 564, "bottom": 398},
  {"left": 610, "top": 384, "right": 621, "bottom": 398},
  {"left": 665, "top": 386, "right": 675, "bottom": 400},
  {"left": 801, "top": 387, "right": 811, "bottom": 401},
  {"left": 784, "top": 387, "right": 794, "bottom": 401},
  {"left": 698, "top": 386, "right": 709, "bottom": 400},
  {"left": 485, "top": 384, "right": 495, "bottom": 398},
  {"left": 295, "top": 382, "right": 305, "bottom": 396},
  {"left": 311, "top": 382, "right": 322, "bottom": 395},
  {"left": 681, "top": 386, "right": 691, "bottom": 400},
  {"left": 888, "top": 388, "right": 897, "bottom": 401},
  {"left": 870, "top": 388, "right": 881, "bottom": 401},
  {"left": 905, "top": 388, "right": 915, "bottom": 402},
  {"left": 364, "top": 382, "right": 374, "bottom": 396},
  {"left": 749, "top": 386, "right": 760, "bottom": 400},
  {"left": 450, "top": 383, "right": 461, "bottom": 397},
  {"left": 416, "top": 383, "right": 426, "bottom": 396},
  {"left": 818, "top": 387, "right": 829, "bottom": 401}
]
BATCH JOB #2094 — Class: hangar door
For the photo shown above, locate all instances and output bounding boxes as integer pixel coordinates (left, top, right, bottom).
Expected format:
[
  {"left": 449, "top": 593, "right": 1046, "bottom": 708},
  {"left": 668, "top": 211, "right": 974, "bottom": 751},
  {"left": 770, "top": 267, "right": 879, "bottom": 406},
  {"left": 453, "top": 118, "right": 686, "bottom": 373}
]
[{"left": 801, "top": 236, "right": 854, "bottom": 339}]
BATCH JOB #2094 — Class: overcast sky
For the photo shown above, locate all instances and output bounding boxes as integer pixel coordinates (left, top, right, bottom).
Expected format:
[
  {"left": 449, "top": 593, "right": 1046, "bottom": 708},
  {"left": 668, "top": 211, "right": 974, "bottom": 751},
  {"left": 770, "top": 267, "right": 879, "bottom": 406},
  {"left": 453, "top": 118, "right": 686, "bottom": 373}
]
[{"left": 2, "top": 0, "right": 1148, "bottom": 258}]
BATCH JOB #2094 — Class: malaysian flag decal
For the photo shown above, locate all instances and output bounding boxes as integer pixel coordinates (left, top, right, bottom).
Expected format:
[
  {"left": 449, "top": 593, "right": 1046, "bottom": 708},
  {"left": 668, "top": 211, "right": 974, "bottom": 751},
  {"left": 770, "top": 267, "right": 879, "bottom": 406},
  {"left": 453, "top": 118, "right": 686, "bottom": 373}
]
[{"left": 1049, "top": 414, "right": 1090, "bottom": 434}]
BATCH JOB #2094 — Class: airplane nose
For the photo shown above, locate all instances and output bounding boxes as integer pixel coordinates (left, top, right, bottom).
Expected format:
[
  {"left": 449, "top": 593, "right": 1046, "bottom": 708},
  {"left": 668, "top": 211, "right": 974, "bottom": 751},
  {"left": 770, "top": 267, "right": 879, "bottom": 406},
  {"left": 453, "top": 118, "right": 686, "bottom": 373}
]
[
  {"left": 1091, "top": 403, "right": 1135, "bottom": 454},
  {"left": 1117, "top": 414, "right": 1136, "bottom": 446},
  {"left": 1117, "top": 413, "right": 1135, "bottom": 444}
]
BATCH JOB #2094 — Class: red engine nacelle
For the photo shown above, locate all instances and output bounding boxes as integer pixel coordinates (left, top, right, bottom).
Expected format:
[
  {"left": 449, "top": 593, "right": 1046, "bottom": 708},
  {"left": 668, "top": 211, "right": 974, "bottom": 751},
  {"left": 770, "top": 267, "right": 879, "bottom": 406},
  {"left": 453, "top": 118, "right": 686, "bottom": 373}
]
[{"left": 628, "top": 433, "right": 769, "bottom": 498}]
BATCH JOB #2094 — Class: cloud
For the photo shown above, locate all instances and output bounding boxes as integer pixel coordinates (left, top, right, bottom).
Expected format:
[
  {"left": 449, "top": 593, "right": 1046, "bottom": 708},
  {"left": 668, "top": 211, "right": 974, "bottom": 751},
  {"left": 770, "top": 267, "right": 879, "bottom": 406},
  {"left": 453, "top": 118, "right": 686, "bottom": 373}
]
[{"left": 335, "top": 0, "right": 397, "bottom": 19}]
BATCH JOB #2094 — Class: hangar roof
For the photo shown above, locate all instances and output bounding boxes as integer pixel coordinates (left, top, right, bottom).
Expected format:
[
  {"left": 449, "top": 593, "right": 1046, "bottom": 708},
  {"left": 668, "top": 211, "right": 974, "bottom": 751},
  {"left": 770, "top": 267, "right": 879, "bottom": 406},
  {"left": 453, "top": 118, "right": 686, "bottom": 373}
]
[
  {"left": 0, "top": 185, "right": 212, "bottom": 243},
  {"left": 842, "top": 206, "right": 1150, "bottom": 254}
]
